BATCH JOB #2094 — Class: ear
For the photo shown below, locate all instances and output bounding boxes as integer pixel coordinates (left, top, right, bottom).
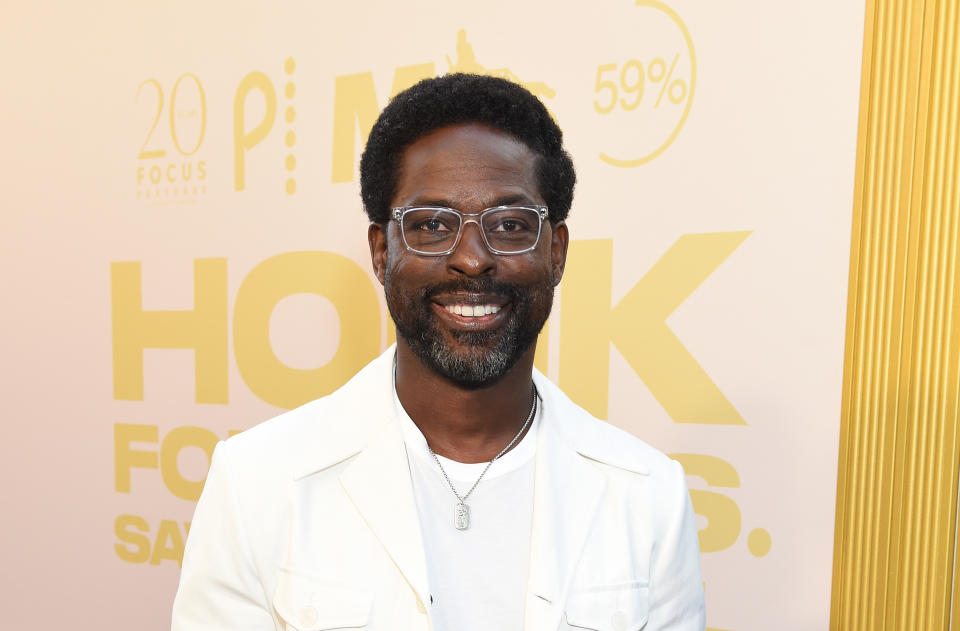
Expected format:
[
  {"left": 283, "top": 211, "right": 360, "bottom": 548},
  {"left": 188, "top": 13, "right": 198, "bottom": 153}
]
[
  {"left": 368, "top": 222, "right": 388, "bottom": 285},
  {"left": 549, "top": 221, "right": 569, "bottom": 285}
]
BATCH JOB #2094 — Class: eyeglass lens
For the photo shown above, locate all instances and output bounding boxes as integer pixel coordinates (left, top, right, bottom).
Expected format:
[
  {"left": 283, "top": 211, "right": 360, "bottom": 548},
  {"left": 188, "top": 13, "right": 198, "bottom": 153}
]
[{"left": 401, "top": 208, "right": 541, "bottom": 253}]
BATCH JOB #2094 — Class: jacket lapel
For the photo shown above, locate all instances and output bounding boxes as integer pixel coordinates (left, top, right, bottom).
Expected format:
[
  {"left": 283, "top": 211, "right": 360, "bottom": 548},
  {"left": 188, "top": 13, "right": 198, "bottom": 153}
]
[
  {"left": 293, "top": 347, "right": 431, "bottom": 607},
  {"left": 293, "top": 347, "right": 607, "bottom": 627},
  {"left": 336, "top": 382, "right": 431, "bottom": 607},
  {"left": 525, "top": 373, "right": 607, "bottom": 631}
]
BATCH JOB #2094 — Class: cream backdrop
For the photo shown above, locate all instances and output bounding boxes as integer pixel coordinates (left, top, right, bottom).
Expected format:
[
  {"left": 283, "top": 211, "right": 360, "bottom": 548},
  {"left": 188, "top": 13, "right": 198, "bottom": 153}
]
[{"left": 1, "top": 1, "right": 865, "bottom": 629}]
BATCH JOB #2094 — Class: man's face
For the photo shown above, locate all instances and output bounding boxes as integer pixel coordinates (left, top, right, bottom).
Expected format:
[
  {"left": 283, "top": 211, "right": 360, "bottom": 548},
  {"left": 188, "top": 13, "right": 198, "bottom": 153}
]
[{"left": 369, "top": 123, "right": 568, "bottom": 386}]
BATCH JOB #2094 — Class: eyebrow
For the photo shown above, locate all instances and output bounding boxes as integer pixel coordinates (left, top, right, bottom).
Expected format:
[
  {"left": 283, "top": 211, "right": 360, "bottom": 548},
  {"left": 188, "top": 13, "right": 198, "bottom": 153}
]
[{"left": 405, "top": 194, "right": 535, "bottom": 208}]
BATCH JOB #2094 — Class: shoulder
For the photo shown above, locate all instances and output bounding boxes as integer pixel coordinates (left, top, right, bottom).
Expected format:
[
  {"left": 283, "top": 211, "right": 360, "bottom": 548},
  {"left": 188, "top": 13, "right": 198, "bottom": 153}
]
[
  {"left": 220, "top": 347, "right": 397, "bottom": 482},
  {"left": 217, "top": 397, "right": 338, "bottom": 482},
  {"left": 533, "top": 370, "right": 683, "bottom": 484}
]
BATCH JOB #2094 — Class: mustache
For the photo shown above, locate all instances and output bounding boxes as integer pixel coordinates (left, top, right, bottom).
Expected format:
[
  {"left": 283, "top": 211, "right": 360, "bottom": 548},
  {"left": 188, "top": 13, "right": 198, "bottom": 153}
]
[{"left": 421, "top": 278, "right": 521, "bottom": 301}]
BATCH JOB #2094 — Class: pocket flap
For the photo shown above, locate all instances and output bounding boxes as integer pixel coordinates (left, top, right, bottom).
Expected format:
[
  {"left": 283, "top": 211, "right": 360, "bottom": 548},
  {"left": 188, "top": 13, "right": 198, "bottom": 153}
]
[
  {"left": 273, "top": 568, "right": 372, "bottom": 630},
  {"left": 564, "top": 580, "right": 649, "bottom": 631}
]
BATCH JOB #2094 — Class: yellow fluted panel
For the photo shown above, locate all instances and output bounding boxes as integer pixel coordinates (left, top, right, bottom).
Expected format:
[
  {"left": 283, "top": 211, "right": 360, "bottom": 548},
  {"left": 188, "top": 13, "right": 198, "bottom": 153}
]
[{"left": 831, "top": 0, "right": 960, "bottom": 629}]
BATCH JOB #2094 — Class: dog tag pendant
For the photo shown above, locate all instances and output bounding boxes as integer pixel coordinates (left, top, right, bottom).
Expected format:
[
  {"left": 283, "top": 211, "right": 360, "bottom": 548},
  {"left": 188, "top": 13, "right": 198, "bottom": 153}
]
[{"left": 454, "top": 502, "right": 470, "bottom": 530}]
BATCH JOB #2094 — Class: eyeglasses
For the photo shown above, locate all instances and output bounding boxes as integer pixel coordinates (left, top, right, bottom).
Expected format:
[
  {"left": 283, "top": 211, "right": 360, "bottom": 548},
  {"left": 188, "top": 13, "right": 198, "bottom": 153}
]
[{"left": 391, "top": 205, "right": 549, "bottom": 256}]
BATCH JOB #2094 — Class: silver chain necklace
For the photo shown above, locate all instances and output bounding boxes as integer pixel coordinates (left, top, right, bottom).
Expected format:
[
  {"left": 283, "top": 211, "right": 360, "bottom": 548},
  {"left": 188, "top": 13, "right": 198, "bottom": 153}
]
[{"left": 428, "top": 384, "right": 538, "bottom": 531}]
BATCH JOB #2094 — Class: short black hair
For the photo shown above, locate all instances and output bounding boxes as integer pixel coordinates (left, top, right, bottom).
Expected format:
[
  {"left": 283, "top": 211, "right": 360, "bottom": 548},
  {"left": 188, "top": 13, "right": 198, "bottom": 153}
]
[{"left": 359, "top": 73, "right": 576, "bottom": 224}]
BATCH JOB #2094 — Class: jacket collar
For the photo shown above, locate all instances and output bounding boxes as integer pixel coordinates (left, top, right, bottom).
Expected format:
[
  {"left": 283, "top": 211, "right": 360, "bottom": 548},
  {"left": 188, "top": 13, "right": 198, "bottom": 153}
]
[
  {"left": 292, "top": 346, "right": 636, "bottom": 629},
  {"left": 290, "top": 349, "right": 397, "bottom": 481},
  {"left": 292, "top": 345, "right": 649, "bottom": 480}
]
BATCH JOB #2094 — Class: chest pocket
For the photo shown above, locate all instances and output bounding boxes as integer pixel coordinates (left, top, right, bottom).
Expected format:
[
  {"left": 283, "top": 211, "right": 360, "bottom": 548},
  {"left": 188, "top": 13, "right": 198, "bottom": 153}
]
[
  {"left": 563, "top": 580, "right": 649, "bottom": 631},
  {"left": 273, "top": 568, "right": 373, "bottom": 631}
]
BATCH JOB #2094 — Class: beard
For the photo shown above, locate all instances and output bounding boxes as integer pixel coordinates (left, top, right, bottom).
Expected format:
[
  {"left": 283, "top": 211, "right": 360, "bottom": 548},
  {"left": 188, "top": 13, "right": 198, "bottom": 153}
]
[{"left": 385, "top": 273, "right": 554, "bottom": 387}]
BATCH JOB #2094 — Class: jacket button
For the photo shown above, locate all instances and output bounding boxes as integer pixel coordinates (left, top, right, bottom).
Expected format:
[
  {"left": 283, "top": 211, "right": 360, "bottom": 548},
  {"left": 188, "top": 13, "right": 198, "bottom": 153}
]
[
  {"left": 299, "top": 605, "right": 319, "bottom": 627},
  {"left": 611, "top": 610, "right": 627, "bottom": 631}
]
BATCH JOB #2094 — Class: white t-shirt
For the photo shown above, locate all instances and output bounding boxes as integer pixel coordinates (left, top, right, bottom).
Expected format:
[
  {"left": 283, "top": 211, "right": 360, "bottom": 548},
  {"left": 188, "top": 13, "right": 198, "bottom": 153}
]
[{"left": 394, "top": 390, "right": 538, "bottom": 631}]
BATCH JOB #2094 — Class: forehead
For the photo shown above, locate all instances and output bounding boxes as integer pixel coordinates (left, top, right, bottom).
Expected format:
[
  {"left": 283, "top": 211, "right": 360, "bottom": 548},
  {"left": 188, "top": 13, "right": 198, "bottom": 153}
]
[{"left": 392, "top": 123, "right": 543, "bottom": 209}]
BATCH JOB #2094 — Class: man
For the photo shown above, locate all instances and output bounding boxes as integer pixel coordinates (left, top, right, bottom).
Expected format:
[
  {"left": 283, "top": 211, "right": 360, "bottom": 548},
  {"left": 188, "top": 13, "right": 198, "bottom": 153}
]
[{"left": 172, "top": 73, "right": 705, "bottom": 631}]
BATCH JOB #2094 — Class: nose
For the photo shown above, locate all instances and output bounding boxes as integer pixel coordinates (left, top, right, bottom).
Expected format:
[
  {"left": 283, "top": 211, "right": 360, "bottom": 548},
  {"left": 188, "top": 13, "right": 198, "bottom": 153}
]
[{"left": 446, "top": 221, "right": 496, "bottom": 276}]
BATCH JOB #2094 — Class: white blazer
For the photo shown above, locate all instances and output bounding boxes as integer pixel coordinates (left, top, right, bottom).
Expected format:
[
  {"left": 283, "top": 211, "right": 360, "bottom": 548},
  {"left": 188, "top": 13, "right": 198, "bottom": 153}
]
[{"left": 172, "top": 347, "right": 705, "bottom": 631}]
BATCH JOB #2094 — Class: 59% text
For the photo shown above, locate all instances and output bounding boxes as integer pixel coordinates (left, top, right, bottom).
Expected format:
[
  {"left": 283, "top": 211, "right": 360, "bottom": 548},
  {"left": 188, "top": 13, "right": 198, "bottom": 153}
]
[{"left": 593, "top": 55, "right": 689, "bottom": 114}]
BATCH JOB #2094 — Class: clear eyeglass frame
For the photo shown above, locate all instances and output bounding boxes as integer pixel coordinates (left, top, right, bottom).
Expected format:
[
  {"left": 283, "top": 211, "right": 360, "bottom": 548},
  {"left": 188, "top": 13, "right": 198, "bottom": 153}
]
[{"left": 390, "top": 205, "right": 550, "bottom": 256}]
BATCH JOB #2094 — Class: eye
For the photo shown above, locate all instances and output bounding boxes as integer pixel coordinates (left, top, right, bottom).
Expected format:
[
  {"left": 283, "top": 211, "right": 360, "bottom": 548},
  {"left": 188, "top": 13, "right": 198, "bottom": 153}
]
[
  {"left": 486, "top": 209, "right": 536, "bottom": 233},
  {"left": 417, "top": 218, "right": 449, "bottom": 232},
  {"left": 407, "top": 213, "right": 457, "bottom": 233},
  {"left": 492, "top": 219, "right": 524, "bottom": 232}
]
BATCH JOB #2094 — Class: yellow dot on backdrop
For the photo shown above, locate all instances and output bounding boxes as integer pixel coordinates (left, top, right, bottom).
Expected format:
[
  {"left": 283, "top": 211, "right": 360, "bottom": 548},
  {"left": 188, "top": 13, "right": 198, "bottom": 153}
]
[
  {"left": 285, "top": 106, "right": 296, "bottom": 123},
  {"left": 285, "top": 82, "right": 296, "bottom": 99},
  {"left": 747, "top": 528, "right": 772, "bottom": 557},
  {"left": 285, "top": 155, "right": 296, "bottom": 171},
  {"left": 285, "top": 130, "right": 296, "bottom": 148},
  {"left": 286, "top": 178, "right": 296, "bottom": 195},
  {"left": 285, "top": 57, "right": 296, "bottom": 74}
]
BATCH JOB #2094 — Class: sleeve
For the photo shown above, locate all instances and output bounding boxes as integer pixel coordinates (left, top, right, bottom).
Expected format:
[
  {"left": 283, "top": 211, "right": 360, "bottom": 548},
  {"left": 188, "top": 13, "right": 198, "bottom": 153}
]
[
  {"left": 171, "top": 440, "right": 279, "bottom": 631},
  {"left": 646, "top": 458, "right": 706, "bottom": 631}
]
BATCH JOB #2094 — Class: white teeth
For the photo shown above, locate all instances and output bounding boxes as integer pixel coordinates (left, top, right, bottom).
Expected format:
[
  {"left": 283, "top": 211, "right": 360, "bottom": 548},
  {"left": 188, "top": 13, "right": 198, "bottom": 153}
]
[{"left": 444, "top": 304, "right": 502, "bottom": 317}]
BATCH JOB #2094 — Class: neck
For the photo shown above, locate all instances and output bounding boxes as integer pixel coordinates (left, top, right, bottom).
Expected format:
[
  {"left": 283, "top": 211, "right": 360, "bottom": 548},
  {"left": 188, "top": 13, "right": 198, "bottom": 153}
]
[{"left": 394, "top": 340, "right": 537, "bottom": 464}]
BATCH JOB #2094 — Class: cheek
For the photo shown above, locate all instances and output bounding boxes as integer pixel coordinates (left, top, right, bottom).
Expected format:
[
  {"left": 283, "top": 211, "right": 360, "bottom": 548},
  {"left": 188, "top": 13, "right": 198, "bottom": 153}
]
[
  {"left": 503, "top": 261, "right": 556, "bottom": 294},
  {"left": 384, "top": 249, "right": 442, "bottom": 289},
  {"left": 521, "top": 248, "right": 557, "bottom": 279},
  {"left": 384, "top": 242, "right": 414, "bottom": 278}
]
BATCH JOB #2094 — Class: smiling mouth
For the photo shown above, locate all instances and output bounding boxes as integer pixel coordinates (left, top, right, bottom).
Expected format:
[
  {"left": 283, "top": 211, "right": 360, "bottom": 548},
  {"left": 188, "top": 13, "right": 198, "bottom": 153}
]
[
  {"left": 426, "top": 283, "right": 514, "bottom": 327},
  {"left": 442, "top": 304, "right": 502, "bottom": 317}
]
